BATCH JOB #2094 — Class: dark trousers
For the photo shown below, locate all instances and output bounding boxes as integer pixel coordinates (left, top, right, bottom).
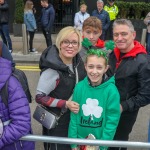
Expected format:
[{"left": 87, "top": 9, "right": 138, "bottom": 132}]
[
  {"left": 42, "top": 28, "right": 52, "bottom": 47},
  {"left": 0, "top": 23, "right": 12, "bottom": 50},
  {"left": 28, "top": 31, "right": 35, "bottom": 50},
  {"left": 146, "top": 32, "right": 150, "bottom": 55},
  {"left": 100, "top": 30, "right": 106, "bottom": 41},
  {"left": 42, "top": 111, "right": 71, "bottom": 150},
  {"left": 107, "top": 20, "right": 114, "bottom": 40},
  {"left": 109, "top": 110, "right": 139, "bottom": 150}
]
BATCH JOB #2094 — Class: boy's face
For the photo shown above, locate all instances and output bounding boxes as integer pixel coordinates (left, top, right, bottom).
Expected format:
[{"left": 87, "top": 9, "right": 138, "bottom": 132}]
[
  {"left": 82, "top": 27, "right": 102, "bottom": 46},
  {"left": 0, "top": 0, "right": 4, "bottom": 4},
  {"left": 85, "top": 55, "right": 108, "bottom": 86}
]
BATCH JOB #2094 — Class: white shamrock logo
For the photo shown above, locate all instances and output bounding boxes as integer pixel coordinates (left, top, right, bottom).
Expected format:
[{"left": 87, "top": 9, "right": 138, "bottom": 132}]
[{"left": 82, "top": 98, "right": 103, "bottom": 120}]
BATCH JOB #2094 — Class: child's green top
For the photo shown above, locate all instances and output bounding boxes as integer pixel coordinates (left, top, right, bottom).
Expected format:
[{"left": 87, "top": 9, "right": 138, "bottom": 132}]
[{"left": 68, "top": 76, "right": 120, "bottom": 150}]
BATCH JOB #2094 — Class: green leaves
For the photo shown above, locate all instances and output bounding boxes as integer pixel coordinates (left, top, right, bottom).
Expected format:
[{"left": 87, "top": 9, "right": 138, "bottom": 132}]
[{"left": 14, "top": 0, "right": 24, "bottom": 23}]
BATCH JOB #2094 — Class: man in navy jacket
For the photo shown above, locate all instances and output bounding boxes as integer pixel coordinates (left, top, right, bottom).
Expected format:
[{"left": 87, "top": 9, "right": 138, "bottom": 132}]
[
  {"left": 92, "top": 0, "right": 110, "bottom": 40},
  {"left": 40, "top": 0, "right": 55, "bottom": 47}
]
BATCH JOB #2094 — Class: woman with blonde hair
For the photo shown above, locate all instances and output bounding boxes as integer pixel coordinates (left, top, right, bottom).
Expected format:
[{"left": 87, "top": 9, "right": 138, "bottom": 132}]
[
  {"left": 24, "top": 0, "right": 37, "bottom": 53},
  {"left": 35, "top": 26, "right": 86, "bottom": 150}
]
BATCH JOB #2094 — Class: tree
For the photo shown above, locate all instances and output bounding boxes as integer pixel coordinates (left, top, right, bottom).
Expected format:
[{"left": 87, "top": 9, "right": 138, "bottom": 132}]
[{"left": 14, "top": 0, "right": 24, "bottom": 23}]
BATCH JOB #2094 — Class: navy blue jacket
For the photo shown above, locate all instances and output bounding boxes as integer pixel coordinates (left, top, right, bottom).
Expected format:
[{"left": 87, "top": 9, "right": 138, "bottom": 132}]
[
  {"left": 40, "top": 4, "right": 55, "bottom": 31},
  {"left": 92, "top": 9, "right": 110, "bottom": 31},
  {"left": 0, "top": 1, "right": 9, "bottom": 24}
]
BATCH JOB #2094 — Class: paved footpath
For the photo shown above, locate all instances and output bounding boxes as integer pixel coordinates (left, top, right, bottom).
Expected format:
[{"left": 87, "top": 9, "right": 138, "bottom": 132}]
[{"left": 9, "top": 33, "right": 57, "bottom": 63}]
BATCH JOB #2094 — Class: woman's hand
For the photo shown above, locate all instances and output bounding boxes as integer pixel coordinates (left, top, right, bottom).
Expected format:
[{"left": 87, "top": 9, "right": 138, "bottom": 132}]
[
  {"left": 66, "top": 101, "right": 79, "bottom": 114},
  {"left": 72, "top": 148, "right": 78, "bottom": 150}
]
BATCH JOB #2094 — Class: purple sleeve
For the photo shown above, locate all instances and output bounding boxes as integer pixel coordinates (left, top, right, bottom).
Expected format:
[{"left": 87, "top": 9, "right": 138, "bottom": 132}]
[{"left": 0, "top": 77, "right": 32, "bottom": 148}]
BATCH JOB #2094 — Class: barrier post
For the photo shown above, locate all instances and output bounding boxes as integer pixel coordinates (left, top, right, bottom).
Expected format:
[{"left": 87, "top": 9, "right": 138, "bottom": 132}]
[
  {"left": 22, "top": 24, "right": 28, "bottom": 55},
  {"left": 141, "top": 29, "right": 147, "bottom": 46}
]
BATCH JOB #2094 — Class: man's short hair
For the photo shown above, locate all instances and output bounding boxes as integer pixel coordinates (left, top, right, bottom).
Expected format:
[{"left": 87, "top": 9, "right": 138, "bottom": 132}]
[
  {"left": 41, "top": 0, "right": 48, "bottom": 2},
  {"left": 97, "top": 0, "right": 103, "bottom": 3},
  {"left": 82, "top": 16, "right": 102, "bottom": 31},
  {"left": 113, "top": 19, "right": 135, "bottom": 32}
]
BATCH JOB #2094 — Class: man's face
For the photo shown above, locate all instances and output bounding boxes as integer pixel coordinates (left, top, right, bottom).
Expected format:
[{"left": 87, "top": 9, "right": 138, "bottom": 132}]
[
  {"left": 108, "top": 1, "right": 114, "bottom": 6},
  {"left": 82, "top": 26, "right": 102, "bottom": 46},
  {"left": 113, "top": 24, "right": 136, "bottom": 53},
  {"left": 41, "top": 1, "right": 46, "bottom": 7},
  {"left": 0, "top": 0, "right": 4, "bottom": 4},
  {"left": 97, "top": 2, "right": 103, "bottom": 11}
]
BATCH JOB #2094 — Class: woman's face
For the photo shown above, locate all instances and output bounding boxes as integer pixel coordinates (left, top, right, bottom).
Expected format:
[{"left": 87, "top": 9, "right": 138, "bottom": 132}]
[
  {"left": 59, "top": 33, "right": 79, "bottom": 63},
  {"left": 85, "top": 55, "right": 108, "bottom": 86}
]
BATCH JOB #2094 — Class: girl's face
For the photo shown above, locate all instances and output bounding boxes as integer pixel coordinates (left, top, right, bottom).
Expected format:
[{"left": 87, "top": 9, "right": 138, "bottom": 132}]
[
  {"left": 59, "top": 33, "right": 79, "bottom": 64},
  {"left": 82, "top": 27, "right": 102, "bottom": 46},
  {"left": 85, "top": 55, "right": 108, "bottom": 86}
]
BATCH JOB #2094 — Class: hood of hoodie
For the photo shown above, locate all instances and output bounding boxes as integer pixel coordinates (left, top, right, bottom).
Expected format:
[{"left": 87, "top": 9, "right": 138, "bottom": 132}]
[
  {"left": 0, "top": 57, "right": 12, "bottom": 90},
  {"left": 114, "top": 41, "right": 147, "bottom": 61},
  {"left": 39, "top": 45, "right": 82, "bottom": 72},
  {"left": 95, "top": 38, "right": 105, "bottom": 48},
  {"left": 85, "top": 75, "right": 115, "bottom": 89}
]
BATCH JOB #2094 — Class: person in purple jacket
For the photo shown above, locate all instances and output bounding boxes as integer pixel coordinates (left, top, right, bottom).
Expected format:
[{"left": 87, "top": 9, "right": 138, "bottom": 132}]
[{"left": 0, "top": 41, "right": 35, "bottom": 150}]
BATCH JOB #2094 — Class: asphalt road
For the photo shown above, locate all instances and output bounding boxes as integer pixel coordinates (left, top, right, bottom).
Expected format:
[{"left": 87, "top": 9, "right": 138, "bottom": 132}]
[{"left": 19, "top": 64, "right": 150, "bottom": 150}]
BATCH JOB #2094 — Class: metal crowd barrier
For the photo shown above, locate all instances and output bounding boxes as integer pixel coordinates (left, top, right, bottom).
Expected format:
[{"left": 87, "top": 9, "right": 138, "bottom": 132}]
[{"left": 21, "top": 135, "right": 150, "bottom": 149}]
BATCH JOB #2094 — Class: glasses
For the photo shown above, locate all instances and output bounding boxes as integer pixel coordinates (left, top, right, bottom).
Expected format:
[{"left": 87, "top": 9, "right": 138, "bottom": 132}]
[{"left": 62, "top": 40, "right": 79, "bottom": 47}]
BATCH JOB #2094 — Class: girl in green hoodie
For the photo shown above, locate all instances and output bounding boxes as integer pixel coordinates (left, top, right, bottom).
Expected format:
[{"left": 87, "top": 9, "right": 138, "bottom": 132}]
[{"left": 68, "top": 49, "right": 120, "bottom": 150}]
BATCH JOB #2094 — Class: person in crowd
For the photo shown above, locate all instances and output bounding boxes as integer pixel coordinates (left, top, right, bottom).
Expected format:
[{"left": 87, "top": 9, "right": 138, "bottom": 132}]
[
  {"left": 40, "top": 0, "right": 55, "bottom": 47},
  {"left": 144, "top": 12, "right": 150, "bottom": 55},
  {"left": 68, "top": 49, "right": 120, "bottom": 150},
  {"left": 92, "top": 0, "right": 110, "bottom": 40},
  {"left": 104, "top": 0, "right": 118, "bottom": 40},
  {"left": 0, "top": 0, "right": 13, "bottom": 53},
  {"left": 35, "top": 26, "right": 86, "bottom": 150},
  {"left": 74, "top": 4, "right": 90, "bottom": 32},
  {"left": 24, "top": 0, "right": 38, "bottom": 53},
  {"left": 0, "top": 41, "right": 35, "bottom": 149},
  {"left": 80, "top": 16, "right": 105, "bottom": 62},
  {"left": 107, "top": 19, "right": 150, "bottom": 150}
]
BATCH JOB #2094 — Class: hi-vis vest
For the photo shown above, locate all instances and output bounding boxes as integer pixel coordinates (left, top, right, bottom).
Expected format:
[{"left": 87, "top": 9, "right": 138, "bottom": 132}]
[{"left": 104, "top": 4, "right": 118, "bottom": 21}]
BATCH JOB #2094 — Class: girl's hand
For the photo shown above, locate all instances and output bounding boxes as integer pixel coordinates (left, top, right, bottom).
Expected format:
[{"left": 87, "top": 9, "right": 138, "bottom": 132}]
[{"left": 66, "top": 101, "right": 79, "bottom": 114}]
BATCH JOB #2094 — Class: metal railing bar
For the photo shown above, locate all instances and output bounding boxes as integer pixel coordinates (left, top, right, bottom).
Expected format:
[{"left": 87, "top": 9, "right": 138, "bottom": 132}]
[{"left": 21, "top": 135, "right": 150, "bottom": 149}]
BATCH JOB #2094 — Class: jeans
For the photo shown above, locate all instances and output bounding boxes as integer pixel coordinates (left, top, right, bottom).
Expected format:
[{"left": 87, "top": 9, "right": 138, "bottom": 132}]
[
  {"left": 146, "top": 32, "right": 150, "bottom": 55},
  {"left": 42, "top": 27, "right": 52, "bottom": 47},
  {"left": 0, "top": 23, "right": 12, "bottom": 50}
]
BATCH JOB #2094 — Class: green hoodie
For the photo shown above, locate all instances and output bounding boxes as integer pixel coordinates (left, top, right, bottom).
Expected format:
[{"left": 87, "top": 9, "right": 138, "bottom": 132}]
[{"left": 68, "top": 76, "right": 120, "bottom": 149}]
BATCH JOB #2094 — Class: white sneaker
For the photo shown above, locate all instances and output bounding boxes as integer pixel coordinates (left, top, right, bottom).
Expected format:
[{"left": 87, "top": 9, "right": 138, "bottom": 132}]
[
  {"left": 29, "top": 48, "right": 38, "bottom": 54},
  {"left": 9, "top": 50, "right": 13, "bottom": 53},
  {"left": 32, "top": 48, "right": 36, "bottom": 52}
]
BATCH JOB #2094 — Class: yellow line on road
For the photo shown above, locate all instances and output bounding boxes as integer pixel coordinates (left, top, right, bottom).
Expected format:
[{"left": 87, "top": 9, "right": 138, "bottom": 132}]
[{"left": 16, "top": 65, "right": 40, "bottom": 71}]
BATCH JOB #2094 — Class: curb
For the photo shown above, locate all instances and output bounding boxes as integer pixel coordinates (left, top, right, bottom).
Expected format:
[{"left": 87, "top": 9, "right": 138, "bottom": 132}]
[{"left": 12, "top": 52, "right": 41, "bottom": 63}]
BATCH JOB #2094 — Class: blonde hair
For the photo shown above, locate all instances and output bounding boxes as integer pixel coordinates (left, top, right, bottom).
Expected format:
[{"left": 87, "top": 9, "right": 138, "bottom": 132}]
[
  {"left": 80, "top": 4, "right": 87, "bottom": 9},
  {"left": 56, "top": 26, "right": 82, "bottom": 52},
  {"left": 24, "top": 0, "right": 33, "bottom": 12}
]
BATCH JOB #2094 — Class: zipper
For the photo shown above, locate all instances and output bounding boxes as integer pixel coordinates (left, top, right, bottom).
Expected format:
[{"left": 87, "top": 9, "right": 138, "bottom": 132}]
[
  {"left": 14, "top": 143, "right": 18, "bottom": 150},
  {"left": 20, "top": 140, "right": 23, "bottom": 149}
]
